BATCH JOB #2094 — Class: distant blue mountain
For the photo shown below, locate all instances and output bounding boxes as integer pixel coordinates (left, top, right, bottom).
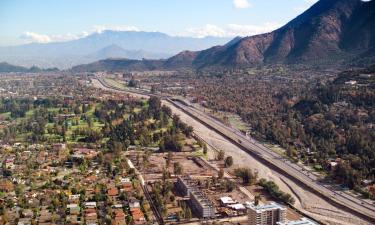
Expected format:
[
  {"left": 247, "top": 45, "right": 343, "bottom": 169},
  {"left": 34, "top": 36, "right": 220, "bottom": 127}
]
[{"left": 0, "top": 31, "right": 230, "bottom": 69}]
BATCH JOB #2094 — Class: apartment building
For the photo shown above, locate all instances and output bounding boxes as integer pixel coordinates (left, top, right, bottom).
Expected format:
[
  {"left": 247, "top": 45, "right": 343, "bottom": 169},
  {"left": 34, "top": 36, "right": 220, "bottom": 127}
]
[
  {"left": 248, "top": 202, "right": 286, "bottom": 225},
  {"left": 176, "top": 176, "right": 215, "bottom": 218}
]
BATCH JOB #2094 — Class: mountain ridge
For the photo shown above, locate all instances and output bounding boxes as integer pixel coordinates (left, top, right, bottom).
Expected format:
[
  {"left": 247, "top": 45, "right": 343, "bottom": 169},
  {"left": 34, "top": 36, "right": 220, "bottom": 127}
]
[
  {"left": 0, "top": 31, "right": 230, "bottom": 69},
  {"left": 195, "top": 0, "right": 375, "bottom": 68},
  {"left": 0, "top": 62, "right": 58, "bottom": 73},
  {"left": 71, "top": 0, "right": 375, "bottom": 72}
]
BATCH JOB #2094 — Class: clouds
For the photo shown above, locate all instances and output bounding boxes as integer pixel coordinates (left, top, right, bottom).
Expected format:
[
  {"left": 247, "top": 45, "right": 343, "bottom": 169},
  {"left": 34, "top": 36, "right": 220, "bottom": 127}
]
[
  {"left": 186, "top": 25, "right": 227, "bottom": 38},
  {"left": 20, "top": 21, "right": 282, "bottom": 44},
  {"left": 20, "top": 31, "right": 89, "bottom": 44},
  {"left": 20, "top": 32, "right": 52, "bottom": 43},
  {"left": 185, "top": 22, "right": 282, "bottom": 38},
  {"left": 19, "top": 25, "right": 141, "bottom": 44},
  {"left": 233, "top": 0, "right": 251, "bottom": 9},
  {"left": 92, "top": 25, "right": 140, "bottom": 34}
]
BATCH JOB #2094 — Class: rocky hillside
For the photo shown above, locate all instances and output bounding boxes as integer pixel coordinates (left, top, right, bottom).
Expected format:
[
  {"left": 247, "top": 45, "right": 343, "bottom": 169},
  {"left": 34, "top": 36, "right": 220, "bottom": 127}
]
[
  {"left": 71, "top": 0, "right": 375, "bottom": 72},
  {"left": 192, "top": 0, "right": 375, "bottom": 68}
]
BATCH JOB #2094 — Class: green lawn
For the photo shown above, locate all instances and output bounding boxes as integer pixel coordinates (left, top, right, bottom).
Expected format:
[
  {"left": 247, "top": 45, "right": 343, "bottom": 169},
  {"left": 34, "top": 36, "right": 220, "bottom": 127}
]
[
  {"left": 15, "top": 132, "right": 32, "bottom": 142},
  {"left": 47, "top": 107, "right": 60, "bottom": 113},
  {"left": 193, "top": 149, "right": 208, "bottom": 160},
  {"left": 265, "top": 144, "right": 286, "bottom": 156},
  {"left": 85, "top": 104, "right": 97, "bottom": 117},
  {"left": 104, "top": 78, "right": 127, "bottom": 90},
  {"left": 133, "top": 107, "right": 142, "bottom": 113}
]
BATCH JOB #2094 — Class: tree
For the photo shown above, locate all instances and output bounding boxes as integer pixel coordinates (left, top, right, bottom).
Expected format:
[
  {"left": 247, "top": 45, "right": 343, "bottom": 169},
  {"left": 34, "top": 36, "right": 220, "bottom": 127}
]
[
  {"left": 185, "top": 207, "right": 192, "bottom": 220},
  {"left": 223, "top": 180, "right": 235, "bottom": 192},
  {"left": 166, "top": 152, "right": 173, "bottom": 167},
  {"left": 148, "top": 96, "right": 162, "bottom": 118},
  {"left": 159, "top": 134, "right": 182, "bottom": 152},
  {"left": 224, "top": 156, "right": 233, "bottom": 168},
  {"left": 254, "top": 194, "right": 261, "bottom": 206},
  {"left": 234, "top": 167, "right": 257, "bottom": 185},
  {"left": 128, "top": 78, "right": 138, "bottom": 88},
  {"left": 111, "top": 141, "right": 124, "bottom": 158},
  {"left": 203, "top": 144, "right": 208, "bottom": 155},
  {"left": 162, "top": 105, "right": 172, "bottom": 117},
  {"left": 162, "top": 168, "right": 171, "bottom": 182},
  {"left": 79, "top": 160, "right": 88, "bottom": 173},
  {"left": 136, "top": 152, "right": 140, "bottom": 166},
  {"left": 218, "top": 168, "right": 224, "bottom": 179},
  {"left": 15, "top": 184, "right": 25, "bottom": 197},
  {"left": 142, "top": 151, "right": 151, "bottom": 170},
  {"left": 182, "top": 125, "right": 194, "bottom": 137},
  {"left": 217, "top": 150, "right": 225, "bottom": 160},
  {"left": 173, "top": 162, "right": 183, "bottom": 175}
]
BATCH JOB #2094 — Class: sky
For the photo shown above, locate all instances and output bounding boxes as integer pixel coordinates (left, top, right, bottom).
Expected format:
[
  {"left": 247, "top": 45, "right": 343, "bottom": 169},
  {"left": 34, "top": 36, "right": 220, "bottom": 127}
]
[{"left": 0, "top": 0, "right": 318, "bottom": 46}]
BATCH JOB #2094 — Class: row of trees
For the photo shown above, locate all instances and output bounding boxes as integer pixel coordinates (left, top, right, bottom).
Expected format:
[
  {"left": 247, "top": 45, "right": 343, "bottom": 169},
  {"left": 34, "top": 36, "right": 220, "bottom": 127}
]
[{"left": 258, "top": 179, "right": 295, "bottom": 205}]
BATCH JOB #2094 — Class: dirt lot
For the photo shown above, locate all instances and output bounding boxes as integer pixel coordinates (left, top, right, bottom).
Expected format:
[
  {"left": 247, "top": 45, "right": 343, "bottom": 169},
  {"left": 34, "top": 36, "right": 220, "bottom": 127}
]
[{"left": 127, "top": 151, "right": 217, "bottom": 181}]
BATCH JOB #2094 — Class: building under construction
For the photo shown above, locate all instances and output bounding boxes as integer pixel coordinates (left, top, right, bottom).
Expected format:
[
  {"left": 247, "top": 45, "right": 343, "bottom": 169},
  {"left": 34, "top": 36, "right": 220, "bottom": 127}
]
[{"left": 176, "top": 175, "right": 215, "bottom": 219}]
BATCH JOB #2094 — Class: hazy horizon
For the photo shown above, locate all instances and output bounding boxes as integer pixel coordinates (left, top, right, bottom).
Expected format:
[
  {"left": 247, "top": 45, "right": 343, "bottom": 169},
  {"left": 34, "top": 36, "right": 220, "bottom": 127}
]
[{"left": 0, "top": 0, "right": 318, "bottom": 47}]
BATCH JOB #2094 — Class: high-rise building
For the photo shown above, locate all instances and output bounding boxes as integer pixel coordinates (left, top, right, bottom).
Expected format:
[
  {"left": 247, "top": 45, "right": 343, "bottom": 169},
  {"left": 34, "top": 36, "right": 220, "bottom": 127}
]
[{"left": 248, "top": 202, "right": 286, "bottom": 225}]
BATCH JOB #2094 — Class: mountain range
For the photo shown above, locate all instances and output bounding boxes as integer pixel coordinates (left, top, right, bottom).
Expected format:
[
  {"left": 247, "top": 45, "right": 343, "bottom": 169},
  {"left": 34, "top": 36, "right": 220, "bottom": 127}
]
[
  {"left": 0, "top": 31, "right": 230, "bottom": 69},
  {"left": 72, "top": 0, "right": 375, "bottom": 72},
  {"left": 0, "top": 62, "right": 58, "bottom": 73}
]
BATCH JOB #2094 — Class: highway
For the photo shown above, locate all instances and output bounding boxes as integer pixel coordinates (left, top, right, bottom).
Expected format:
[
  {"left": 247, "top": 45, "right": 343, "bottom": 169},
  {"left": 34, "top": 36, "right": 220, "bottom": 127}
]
[
  {"left": 94, "top": 76, "right": 375, "bottom": 224},
  {"left": 170, "top": 100, "right": 375, "bottom": 223}
]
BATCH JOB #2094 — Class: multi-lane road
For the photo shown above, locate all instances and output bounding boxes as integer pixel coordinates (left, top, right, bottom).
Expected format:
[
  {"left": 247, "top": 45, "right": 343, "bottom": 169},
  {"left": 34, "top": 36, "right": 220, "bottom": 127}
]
[
  {"left": 170, "top": 100, "right": 375, "bottom": 224},
  {"left": 95, "top": 76, "right": 375, "bottom": 224}
]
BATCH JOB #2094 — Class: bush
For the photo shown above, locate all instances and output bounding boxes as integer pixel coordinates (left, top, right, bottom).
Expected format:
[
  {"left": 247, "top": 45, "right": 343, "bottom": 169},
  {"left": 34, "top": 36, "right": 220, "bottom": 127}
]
[{"left": 259, "top": 178, "right": 295, "bottom": 205}]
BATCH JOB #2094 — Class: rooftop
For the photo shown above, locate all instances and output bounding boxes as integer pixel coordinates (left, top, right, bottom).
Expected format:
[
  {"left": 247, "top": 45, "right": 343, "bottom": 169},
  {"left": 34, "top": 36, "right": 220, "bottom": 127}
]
[
  {"left": 220, "top": 196, "right": 236, "bottom": 204},
  {"left": 248, "top": 202, "right": 286, "bottom": 213},
  {"left": 277, "top": 218, "right": 319, "bottom": 225}
]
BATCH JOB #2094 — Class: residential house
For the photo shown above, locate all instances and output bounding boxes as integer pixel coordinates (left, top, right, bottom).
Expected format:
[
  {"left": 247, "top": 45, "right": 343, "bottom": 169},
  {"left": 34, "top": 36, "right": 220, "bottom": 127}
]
[
  {"left": 107, "top": 187, "right": 119, "bottom": 202},
  {"left": 111, "top": 209, "right": 126, "bottom": 225},
  {"left": 0, "top": 180, "right": 14, "bottom": 192},
  {"left": 130, "top": 208, "right": 146, "bottom": 225}
]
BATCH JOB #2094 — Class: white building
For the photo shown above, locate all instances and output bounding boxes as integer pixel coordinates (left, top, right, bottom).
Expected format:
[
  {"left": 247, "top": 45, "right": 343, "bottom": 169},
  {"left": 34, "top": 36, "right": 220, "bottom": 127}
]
[
  {"left": 248, "top": 202, "right": 286, "bottom": 225},
  {"left": 220, "top": 196, "right": 236, "bottom": 206}
]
